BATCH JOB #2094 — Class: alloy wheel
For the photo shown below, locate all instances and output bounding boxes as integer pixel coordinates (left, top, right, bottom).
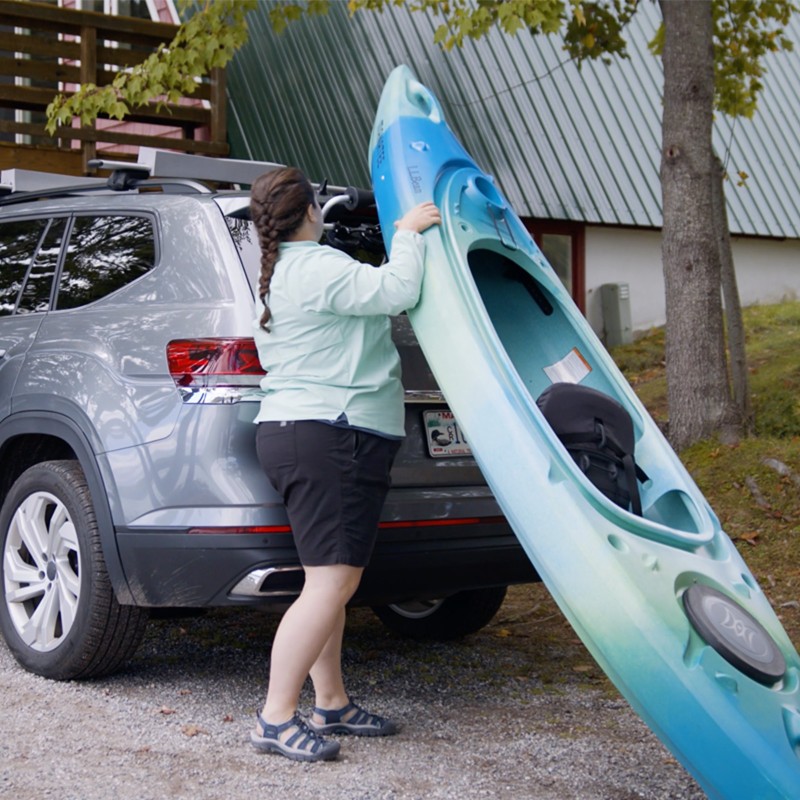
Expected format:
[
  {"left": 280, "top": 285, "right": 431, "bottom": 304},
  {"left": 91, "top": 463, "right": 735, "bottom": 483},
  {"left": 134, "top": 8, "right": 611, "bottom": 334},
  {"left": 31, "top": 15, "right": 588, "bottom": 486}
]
[{"left": 3, "top": 490, "right": 81, "bottom": 652}]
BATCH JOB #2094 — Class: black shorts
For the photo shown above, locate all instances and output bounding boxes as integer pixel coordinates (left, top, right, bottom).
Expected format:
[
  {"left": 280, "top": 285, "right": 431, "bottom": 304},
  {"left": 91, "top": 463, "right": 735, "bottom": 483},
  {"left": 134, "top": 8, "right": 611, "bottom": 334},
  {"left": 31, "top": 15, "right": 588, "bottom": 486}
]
[{"left": 255, "top": 421, "right": 401, "bottom": 567}]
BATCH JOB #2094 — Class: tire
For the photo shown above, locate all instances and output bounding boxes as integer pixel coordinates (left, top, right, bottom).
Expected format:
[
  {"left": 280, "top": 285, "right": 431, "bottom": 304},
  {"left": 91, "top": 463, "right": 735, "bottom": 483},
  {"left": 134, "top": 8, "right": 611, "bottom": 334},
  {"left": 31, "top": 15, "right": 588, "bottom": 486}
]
[
  {"left": 371, "top": 586, "right": 508, "bottom": 640},
  {"left": 0, "top": 460, "right": 148, "bottom": 680}
]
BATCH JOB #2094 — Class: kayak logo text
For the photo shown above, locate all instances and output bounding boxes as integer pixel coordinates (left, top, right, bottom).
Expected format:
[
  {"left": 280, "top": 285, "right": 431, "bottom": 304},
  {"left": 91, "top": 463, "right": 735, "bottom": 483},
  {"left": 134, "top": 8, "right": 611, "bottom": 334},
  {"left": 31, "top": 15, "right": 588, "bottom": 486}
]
[{"left": 408, "top": 164, "right": 423, "bottom": 194}]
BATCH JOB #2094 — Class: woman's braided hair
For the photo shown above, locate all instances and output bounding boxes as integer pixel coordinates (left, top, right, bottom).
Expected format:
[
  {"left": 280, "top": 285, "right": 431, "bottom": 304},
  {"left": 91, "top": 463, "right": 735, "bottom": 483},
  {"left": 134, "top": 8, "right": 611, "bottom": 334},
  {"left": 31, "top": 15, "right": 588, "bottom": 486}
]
[{"left": 250, "top": 167, "right": 316, "bottom": 331}]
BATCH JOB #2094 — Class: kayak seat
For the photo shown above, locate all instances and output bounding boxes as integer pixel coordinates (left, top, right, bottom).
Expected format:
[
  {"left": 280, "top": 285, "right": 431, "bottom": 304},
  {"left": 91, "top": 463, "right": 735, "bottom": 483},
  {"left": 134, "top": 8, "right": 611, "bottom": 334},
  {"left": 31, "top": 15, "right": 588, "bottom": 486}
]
[{"left": 537, "top": 382, "right": 647, "bottom": 515}]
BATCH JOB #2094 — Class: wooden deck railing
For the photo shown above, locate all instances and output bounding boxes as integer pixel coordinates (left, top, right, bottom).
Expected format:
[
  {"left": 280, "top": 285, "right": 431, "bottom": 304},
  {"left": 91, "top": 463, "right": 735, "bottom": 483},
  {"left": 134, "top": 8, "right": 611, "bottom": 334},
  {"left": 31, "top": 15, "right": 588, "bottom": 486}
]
[{"left": 0, "top": 0, "right": 228, "bottom": 175}]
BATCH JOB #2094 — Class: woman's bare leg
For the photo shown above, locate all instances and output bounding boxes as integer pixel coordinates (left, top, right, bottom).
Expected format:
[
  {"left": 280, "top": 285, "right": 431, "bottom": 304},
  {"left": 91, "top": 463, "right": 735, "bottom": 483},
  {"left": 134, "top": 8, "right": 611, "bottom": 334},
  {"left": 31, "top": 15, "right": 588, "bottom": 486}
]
[
  {"left": 309, "top": 605, "right": 349, "bottom": 712},
  {"left": 260, "top": 564, "right": 362, "bottom": 727}
]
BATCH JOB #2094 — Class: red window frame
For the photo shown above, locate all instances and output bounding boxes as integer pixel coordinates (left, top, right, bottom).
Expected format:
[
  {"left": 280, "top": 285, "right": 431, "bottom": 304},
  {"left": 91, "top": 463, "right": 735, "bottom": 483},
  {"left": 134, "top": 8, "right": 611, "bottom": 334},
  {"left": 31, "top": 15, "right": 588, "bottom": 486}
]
[{"left": 522, "top": 219, "right": 586, "bottom": 314}]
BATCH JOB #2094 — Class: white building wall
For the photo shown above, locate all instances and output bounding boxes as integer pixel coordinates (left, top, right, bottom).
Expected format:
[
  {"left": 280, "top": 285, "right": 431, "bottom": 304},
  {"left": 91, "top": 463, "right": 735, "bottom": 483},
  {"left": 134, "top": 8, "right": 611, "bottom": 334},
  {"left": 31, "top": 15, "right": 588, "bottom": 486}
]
[
  {"left": 584, "top": 227, "right": 664, "bottom": 336},
  {"left": 584, "top": 226, "right": 800, "bottom": 339}
]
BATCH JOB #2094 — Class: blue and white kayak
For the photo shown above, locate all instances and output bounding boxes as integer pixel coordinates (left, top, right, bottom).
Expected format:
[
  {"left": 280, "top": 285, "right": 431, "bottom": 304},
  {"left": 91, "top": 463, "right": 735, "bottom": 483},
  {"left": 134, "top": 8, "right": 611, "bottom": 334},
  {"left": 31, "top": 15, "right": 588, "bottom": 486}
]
[{"left": 368, "top": 65, "right": 800, "bottom": 800}]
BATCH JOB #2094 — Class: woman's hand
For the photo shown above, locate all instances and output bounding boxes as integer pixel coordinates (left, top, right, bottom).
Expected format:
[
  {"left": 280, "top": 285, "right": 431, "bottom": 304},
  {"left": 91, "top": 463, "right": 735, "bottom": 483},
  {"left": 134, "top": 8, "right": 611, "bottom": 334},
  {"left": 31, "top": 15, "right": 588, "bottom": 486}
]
[{"left": 394, "top": 201, "right": 442, "bottom": 234}]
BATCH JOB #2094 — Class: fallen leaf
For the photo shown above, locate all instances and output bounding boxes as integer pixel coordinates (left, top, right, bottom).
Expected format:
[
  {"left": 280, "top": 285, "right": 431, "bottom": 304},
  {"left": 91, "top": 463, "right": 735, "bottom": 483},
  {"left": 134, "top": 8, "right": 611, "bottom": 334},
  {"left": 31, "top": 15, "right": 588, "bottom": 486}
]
[
  {"left": 573, "top": 665, "right": 593, "bottom": 673},
  {"left": 159, "top": 706, "right": 176, "bottom": 715},
  {"left": 494, "top": 628, "right": 512, "bottom": 638},
  {"left": 181, "top": 724, "right": 207, "bottom": 737},
  {"left": 222, "top": 714, "right": 234, "bottom": 723}
]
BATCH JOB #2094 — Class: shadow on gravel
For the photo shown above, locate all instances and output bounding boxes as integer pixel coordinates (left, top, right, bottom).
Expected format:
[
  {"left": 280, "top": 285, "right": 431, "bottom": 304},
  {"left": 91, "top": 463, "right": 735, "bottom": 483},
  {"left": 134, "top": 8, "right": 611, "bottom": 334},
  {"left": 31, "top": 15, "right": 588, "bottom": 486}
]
[{"left": 0, "top": 584, "right": 706, "bottom": 800}]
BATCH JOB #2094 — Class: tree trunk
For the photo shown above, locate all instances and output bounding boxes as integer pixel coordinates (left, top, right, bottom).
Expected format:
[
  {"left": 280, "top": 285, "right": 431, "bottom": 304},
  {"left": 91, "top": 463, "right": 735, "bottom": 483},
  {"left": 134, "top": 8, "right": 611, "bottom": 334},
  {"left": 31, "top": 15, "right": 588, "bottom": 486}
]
[
  {"left": 659, "top": 0, "right": 740, "bottom": 450},
  {"left": 712, "top": 155, "right": 752, "bottom": 433}
]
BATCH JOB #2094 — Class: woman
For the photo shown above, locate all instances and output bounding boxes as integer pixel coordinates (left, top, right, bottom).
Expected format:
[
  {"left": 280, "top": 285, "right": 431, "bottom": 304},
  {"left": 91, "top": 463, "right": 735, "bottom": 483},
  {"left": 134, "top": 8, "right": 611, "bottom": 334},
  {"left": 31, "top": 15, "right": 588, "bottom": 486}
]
[{"left": 249, "top": 166, "right": 441, "bottom": 762}]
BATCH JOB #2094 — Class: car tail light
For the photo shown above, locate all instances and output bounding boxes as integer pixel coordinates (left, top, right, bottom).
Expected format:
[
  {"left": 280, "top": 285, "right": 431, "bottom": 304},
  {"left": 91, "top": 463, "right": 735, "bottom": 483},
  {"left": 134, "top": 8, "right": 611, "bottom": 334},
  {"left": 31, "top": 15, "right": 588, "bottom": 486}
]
[{"left": 166, "top": 338, "right": 265, "bottom": 389}]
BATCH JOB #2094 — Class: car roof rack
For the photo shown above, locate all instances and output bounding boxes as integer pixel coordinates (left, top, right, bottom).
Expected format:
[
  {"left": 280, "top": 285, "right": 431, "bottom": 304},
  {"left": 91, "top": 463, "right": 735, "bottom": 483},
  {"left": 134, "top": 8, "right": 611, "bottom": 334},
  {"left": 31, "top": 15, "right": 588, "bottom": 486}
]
[
  {"left": 0, "top": 148, "right": 363, "bottom": 208},
  {"left": 0, "top": 163, "right": 213, "bottom": 206},
  {"left": 0, "top": 169, "right": 107, "bottom": 195}
]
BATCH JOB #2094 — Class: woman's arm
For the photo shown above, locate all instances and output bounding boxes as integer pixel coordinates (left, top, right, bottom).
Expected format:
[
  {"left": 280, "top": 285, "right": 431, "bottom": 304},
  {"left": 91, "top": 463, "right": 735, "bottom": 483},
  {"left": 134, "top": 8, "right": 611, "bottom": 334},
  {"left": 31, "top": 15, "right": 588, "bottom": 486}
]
[{"left": 292, "top": 202, "right": 441, "bottom": 317}]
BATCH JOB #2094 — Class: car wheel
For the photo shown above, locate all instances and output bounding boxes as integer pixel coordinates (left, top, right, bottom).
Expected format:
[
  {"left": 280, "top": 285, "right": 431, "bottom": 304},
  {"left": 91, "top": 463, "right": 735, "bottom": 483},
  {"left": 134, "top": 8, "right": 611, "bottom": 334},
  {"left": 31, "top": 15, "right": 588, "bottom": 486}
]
[
  {"left": 0, "top": 460, "right": 148, "bottom": 680},
  {"left": 371, "top": 586, "right": 508, "bottom": 640}
]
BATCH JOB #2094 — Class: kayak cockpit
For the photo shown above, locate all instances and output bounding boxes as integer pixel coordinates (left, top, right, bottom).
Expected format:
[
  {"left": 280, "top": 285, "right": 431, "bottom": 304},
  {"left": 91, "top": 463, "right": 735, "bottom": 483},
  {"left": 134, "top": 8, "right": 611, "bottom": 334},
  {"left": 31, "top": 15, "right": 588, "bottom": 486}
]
[{"left": 466, "top": 244, "right": 713, "bottom": 546}]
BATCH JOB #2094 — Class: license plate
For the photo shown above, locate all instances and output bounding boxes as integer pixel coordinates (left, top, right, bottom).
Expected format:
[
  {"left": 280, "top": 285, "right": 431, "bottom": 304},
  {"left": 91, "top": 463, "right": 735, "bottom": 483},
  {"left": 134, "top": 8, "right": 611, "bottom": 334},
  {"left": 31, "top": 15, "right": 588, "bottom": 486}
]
[{"left": 423, "top": 410, "right": 472, "bottom": 458}]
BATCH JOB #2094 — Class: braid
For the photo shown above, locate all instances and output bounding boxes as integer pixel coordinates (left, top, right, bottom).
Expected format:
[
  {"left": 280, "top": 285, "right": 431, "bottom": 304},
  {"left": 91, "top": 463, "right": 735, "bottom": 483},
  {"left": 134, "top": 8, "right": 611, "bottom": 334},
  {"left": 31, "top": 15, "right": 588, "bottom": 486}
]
[
  {"left": 250, "top": 167, "right": 316, "bottom": 332},
  {"left": 253, "top": 202, "right": 280, "bottom": 331}
]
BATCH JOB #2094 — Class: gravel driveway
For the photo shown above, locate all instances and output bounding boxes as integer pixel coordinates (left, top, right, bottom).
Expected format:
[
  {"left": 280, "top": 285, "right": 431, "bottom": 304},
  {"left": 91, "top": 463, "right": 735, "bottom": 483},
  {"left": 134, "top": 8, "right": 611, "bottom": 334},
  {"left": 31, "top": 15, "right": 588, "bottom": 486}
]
[{"left": 0, "top": 586, "right": 706, "bottom": 800}]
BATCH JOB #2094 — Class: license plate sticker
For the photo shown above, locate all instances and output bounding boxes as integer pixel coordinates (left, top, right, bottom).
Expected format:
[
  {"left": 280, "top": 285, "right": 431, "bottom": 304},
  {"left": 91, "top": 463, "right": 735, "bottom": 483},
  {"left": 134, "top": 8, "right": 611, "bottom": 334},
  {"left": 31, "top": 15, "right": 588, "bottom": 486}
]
[{"left": 423, "top": 410, "right": 472, "bottom": 458}]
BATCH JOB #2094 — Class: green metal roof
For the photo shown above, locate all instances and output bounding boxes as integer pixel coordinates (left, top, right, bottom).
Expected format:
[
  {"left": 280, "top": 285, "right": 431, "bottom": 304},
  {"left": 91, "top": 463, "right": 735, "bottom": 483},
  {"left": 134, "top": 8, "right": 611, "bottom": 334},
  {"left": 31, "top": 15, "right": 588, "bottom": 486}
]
[{"left": 225, "top": 1, "right": 800, "bottom": 239}]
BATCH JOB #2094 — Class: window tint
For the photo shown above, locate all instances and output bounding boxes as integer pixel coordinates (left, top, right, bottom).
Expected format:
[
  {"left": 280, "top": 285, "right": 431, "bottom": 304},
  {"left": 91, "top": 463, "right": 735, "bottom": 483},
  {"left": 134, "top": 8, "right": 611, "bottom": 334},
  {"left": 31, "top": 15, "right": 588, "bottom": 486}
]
[
  {"left": 57, "top": 215, "right": 156, "bottom": 310},
  {"left": 0, "top": 218, "right": 48, "bottom": 316},
  {"left": 18, "top": 217, "right": 68, "bottom": 314}
]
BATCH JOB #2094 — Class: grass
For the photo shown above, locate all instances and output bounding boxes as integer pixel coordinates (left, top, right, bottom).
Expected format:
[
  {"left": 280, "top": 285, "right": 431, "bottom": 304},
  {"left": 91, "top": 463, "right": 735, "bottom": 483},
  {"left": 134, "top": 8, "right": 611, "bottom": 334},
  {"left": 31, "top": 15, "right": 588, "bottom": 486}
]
[{"left": 613, "top": 301, "right": 800, "bottom": 438}]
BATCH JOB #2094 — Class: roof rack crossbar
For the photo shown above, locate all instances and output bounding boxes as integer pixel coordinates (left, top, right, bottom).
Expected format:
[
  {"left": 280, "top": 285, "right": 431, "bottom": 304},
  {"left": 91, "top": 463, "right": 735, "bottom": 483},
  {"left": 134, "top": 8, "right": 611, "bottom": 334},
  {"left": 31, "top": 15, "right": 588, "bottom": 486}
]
[
  {"left": 87, "top": 158, "right": 152, "bottom": 192},
  {"left": 88, "top": 158, "right": 152, "bottom": 175}
]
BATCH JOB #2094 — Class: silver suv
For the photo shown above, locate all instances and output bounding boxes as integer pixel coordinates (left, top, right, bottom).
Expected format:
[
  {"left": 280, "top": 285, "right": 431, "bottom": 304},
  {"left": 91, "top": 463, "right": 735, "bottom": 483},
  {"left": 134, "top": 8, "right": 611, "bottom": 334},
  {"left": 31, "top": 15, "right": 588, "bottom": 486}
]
[{"left": 0, "top": 150, "right": 536, "bottom": 680}]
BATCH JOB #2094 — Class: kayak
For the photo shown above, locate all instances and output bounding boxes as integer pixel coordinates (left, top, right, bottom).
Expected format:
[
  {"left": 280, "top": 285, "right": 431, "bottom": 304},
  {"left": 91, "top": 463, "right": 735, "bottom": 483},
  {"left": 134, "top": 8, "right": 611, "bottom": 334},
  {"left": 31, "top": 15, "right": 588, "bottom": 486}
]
[{"left": 368, "top": 65, "right": 800, "bottom": 800}]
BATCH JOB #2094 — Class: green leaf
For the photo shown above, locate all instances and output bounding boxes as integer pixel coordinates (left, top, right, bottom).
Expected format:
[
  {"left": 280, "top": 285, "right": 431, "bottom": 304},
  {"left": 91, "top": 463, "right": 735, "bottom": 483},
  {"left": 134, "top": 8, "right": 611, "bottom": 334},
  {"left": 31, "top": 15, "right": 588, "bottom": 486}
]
[{"left": 109, "top": 100, "right": 129, "bottom": 120}]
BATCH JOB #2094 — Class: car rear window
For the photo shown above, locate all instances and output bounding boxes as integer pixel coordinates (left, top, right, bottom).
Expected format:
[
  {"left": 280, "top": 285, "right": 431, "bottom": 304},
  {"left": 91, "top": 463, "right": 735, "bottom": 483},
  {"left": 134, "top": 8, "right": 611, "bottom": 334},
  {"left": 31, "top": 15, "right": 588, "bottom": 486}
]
[{"left": 56, "top": 214, "right": 156, "bottom": 310}]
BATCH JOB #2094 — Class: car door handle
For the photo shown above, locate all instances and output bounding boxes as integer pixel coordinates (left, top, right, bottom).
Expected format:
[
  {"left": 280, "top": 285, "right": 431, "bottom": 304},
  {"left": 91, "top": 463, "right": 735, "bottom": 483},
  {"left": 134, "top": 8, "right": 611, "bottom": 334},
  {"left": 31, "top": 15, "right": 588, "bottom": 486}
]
[{"left": 0, "top": 349, "right": 6, "bottom": 359}]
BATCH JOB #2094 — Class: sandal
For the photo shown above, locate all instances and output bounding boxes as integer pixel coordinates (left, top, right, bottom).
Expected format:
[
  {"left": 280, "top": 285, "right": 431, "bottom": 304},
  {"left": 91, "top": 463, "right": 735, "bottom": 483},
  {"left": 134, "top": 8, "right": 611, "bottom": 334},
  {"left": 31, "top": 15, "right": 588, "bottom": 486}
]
[
  {"left": 308, "top": 701, "right": 398, "bottom": 737},
  {"left": 250, "top": 713, "right": 340, "bottom": 762}
]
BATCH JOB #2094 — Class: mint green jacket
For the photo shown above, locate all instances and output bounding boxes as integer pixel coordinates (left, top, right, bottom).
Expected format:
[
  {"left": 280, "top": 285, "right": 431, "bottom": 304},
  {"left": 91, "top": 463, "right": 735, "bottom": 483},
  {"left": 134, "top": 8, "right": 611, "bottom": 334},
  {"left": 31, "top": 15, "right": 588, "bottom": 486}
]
[{"left": 252, "top": 229, "right": 425, "bottom": 437}]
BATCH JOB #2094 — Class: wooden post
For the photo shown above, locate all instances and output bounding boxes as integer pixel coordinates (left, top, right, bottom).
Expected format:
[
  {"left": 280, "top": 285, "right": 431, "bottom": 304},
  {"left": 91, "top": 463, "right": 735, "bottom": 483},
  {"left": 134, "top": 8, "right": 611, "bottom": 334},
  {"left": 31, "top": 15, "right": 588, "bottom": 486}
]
[
  {"left": 79, "top": 23, "right": 97, "bottom": 173},
  {"left": 209, "top": 66, "right": 226, "bottom": 148}
]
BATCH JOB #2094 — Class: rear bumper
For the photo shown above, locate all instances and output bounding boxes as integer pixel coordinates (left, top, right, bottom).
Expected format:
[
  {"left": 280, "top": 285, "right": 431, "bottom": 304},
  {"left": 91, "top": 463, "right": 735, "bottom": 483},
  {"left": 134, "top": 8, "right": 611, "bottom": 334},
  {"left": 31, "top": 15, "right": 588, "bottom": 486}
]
[
  {"left": 359, "top": 521, "right": 538, "bottom": 605},
  {"left": 114, "top": 516, "right": 538, "bottom": 608}
]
